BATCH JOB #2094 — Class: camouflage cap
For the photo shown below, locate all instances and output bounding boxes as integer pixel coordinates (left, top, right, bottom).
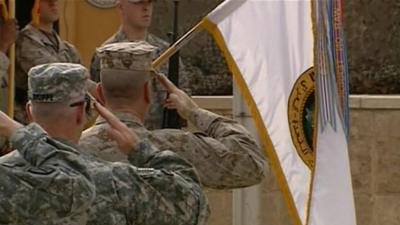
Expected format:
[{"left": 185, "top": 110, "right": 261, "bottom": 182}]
[
  {"left": 28, "top": 63, "right": 90, "bottom": 103},
  {"left": 96, "top": 41, "right": 157, "bottom": 71}
]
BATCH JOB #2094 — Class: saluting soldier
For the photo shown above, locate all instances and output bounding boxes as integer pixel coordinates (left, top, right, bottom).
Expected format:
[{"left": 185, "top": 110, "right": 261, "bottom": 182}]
[
  {"left": 80, "top": 41, "right": 266, "bottom": 189},
  {"left": 0, "top": 62, "right": 209, "bottom": 225}
]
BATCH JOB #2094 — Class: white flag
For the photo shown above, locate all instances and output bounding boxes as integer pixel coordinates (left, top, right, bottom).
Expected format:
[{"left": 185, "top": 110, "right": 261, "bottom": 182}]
[{"left": 199, "top": 0, "right": 357, "bottom": 224}]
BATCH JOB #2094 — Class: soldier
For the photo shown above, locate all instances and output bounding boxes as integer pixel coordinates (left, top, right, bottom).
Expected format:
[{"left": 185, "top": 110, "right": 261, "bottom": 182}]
[
  {"left": 14, "top": 0, "right": 83, "bottom": 124},
  {"left": 0, "top": 62, "right": 209, "bottom": 224},
  {"left": 90, "top": 0, "right": 193, "bottom": 130},
  {"left": 80, "top": 41, "right": 266, "bottom": 189}
]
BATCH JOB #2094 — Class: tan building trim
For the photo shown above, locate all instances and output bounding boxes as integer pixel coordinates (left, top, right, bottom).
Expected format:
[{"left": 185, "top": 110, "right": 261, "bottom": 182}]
[{"left": 194, "top": 95, "right": 400, "bottom": 111}]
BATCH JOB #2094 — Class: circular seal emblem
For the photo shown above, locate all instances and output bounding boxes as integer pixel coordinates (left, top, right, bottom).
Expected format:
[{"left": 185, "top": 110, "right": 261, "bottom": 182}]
[
  {"left": 288, "top": 67, "right": 316, "bottom": 170},
  {"left": 86, "top": 0, "right": 118, "bottom": 8}
]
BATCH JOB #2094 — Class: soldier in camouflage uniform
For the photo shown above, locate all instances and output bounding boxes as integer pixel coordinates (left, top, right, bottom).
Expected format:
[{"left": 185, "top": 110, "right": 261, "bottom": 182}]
[
  {"left": 14, "top": 0, "right": 81, "bottom": 124},
  {"left": 90, "top": 0, "right": 193, "bottom": 130},
  {"left": 0, "top": 62, "right": 209, "bottom": 225},
  {"left": 80, "top": 41, "right": 266, "bottom": 189}
]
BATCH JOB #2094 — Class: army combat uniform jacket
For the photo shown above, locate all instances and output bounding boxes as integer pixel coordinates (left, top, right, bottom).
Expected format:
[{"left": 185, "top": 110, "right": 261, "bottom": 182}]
[
  {"left": 0, "top": 123, "right": 95, "bottom": 225},
  {"left": 90, "top": 28, "right": 191, "bottom": 130},
  {"left": 80, "top": 108, "right": 266, "bottom": 189},
  {"left": 0, "top": 123, "right": 209, "bottom": 225}
]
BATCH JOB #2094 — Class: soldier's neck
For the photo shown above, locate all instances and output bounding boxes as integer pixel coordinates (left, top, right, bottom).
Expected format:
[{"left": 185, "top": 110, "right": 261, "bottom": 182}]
[
  {"left": 107, "top": 104, "right": 146, "bottom": 122},
  {"left": 38, "top": 22, "right": 54, "bottom": 33},
  {"left": 40, "top": 124, "right": 80, "bottom": 145},
  {"left": 122, "top": 25, "right": 148, "bottom": 41}
]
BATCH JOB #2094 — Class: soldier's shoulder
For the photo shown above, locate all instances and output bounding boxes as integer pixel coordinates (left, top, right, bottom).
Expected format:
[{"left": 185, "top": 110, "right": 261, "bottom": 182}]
[
  {"left": 63, "top": 40, "right": 78, "bottom": 50},
  {"left": 102, "top": 31, "right": 122, "bottom": 46},
  {"left": 80, "top": 124, "right": 111, "bottom": 148},
  {"left": 149, "top": 129, "right": 188, "bottom": 146},
  {"left": 81, "top": 125, "right": 105, "bottom": 141},
  {"left": 16, "top": 26, "right": 35, "bottom": 43},
  {"left": 0, "top": 150, "right": 24, "bottom": 165},
  {"left": 16, "top": 26, "right": 43, "bottom": 49},
  {"left": 147, "top": 33, "right": 170, "bottom": 50},
  {"left": 19, "top": 25, "right": 37, "bottom": 36}
]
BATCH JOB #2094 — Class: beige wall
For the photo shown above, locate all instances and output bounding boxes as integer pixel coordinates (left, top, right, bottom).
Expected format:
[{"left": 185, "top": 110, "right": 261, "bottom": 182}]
[
  {"left": 59, "top": 0, "right": 120, "bottom": 67},
  {"left": 193, "top": 95, "right": 400, "bottom": 225}
]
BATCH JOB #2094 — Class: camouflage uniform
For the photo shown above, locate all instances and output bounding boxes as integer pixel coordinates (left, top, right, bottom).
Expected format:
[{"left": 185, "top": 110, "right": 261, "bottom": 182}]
[
  {"left": 81, "top": 42, "right": 266, "bottom": 189},
  {"left": 90, "top": 28, "right": 191, "bottom": 130},
  {"left": 0, "top": 123, "right": 95, "bottom": 225},
  {"left": 14, "top": 24, "right": 80, "bottom": 123},
  {"left": 0, "top": 62, "right": 209, "bottom": 225}
]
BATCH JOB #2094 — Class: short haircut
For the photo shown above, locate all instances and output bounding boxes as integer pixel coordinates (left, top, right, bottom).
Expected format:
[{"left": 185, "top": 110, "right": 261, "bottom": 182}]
[{"left": 100, "top": 69, "right": 151, "bottom": 102}]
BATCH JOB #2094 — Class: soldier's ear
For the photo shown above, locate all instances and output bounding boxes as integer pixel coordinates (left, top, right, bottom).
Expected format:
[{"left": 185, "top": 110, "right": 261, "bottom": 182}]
[
  {"left": 96, "top": 83, "right": 106, "bottom": 105},
  {"left": 143, "top": 81, "right": 150, "bottom": 104},
  {"left": 75, "top": 104, "right": 85, "bottom": 126},
  {"left": 25, "top": 102, "right": 33, "bottom": 123}
]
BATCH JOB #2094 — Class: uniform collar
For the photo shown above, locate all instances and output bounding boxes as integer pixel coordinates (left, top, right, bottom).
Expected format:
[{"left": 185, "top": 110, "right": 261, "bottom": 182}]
[
  {"left": 95, "top": 111, "right": 144, "bottom": 127},
  {"left": 24, "top": 24, "right": 67, "bottom": 52}
]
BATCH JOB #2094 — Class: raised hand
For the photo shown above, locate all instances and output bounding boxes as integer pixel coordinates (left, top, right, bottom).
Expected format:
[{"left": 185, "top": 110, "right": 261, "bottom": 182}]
[
  {"left": 92, "top": 97, "right": 140, "bottom": 155},
  {"left": 156, "top": 73, "right": 199, "bottom": 120},
  {"left": 0, "top": 110, "right": 22, "bottom": 138}
]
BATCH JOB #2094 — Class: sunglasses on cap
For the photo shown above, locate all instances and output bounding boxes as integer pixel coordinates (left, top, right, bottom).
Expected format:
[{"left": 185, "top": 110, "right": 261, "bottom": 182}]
[{"left": 69, "top": 93, "right": 96, "bottom": 117}]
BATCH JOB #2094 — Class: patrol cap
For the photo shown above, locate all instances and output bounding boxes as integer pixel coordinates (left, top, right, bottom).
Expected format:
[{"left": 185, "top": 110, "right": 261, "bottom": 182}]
[
  {"left": 96, "top": 41, "right": 157, "bottom": 72},
  {"left": 28, "top": 63, "right": 90, "bottom": 103}
]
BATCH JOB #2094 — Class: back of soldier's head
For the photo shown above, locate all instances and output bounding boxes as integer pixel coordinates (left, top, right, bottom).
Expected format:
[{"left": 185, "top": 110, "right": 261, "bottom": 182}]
[
  {"left": 28, "top": 63, "right": 90, "bottom": 121},
  {"left": 97, "top": 41, "right": 157, "bottom": 103}
]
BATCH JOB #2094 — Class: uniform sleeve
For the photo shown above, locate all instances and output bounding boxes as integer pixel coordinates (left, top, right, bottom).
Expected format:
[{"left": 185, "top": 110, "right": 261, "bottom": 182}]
[
  {"left": 105, "top": 140, "right": 209, "bottom": 225},
  {"left": 0, "top": 123, "right": 95, "bottom": 224},
  {"left": 160, "top": 108, "right": 266, "bottom": 189}
]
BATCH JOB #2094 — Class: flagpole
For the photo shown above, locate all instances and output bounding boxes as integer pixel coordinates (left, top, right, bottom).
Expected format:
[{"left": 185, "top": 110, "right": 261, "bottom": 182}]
[
  {"left": 151, "top": 20, "right": 205, "bottom": 69},
  {"left": 6, "top": 0, "right": 15, "bottom": 117},
  {"left": 0, "top": 0, "right": 8, "bottom": 18}
]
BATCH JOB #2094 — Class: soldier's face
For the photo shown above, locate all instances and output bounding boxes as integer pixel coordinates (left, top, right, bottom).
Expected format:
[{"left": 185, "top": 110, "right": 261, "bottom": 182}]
[
  {"left": 39, "top": 0, "right": 59, "bottom": 23},
  {"left": 120, "top": 0, "right": 153, "bottom": 29}
]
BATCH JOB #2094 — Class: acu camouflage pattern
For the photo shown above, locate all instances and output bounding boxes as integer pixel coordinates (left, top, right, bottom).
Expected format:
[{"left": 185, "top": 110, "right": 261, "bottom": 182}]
[
  {"left": 96, "top": 41, "right": 157, "bottom": 71},
  {"left": 15, "top": 25, "right": 80, "bottom": 122},
  {"left": 1, "top": 123, "right": 209, "bottom": 224},
  {"left": 28, "top": 63, "right": 90, "bottom": 102},
  {"left": 0, "top": 123, "right": 95, "bottom": 224},
  {"left": 90, "top": 28, "right": 191, "bottom": 130},
  {"left": 80, "top": 108, "right": 266, "bottom": 189}
]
